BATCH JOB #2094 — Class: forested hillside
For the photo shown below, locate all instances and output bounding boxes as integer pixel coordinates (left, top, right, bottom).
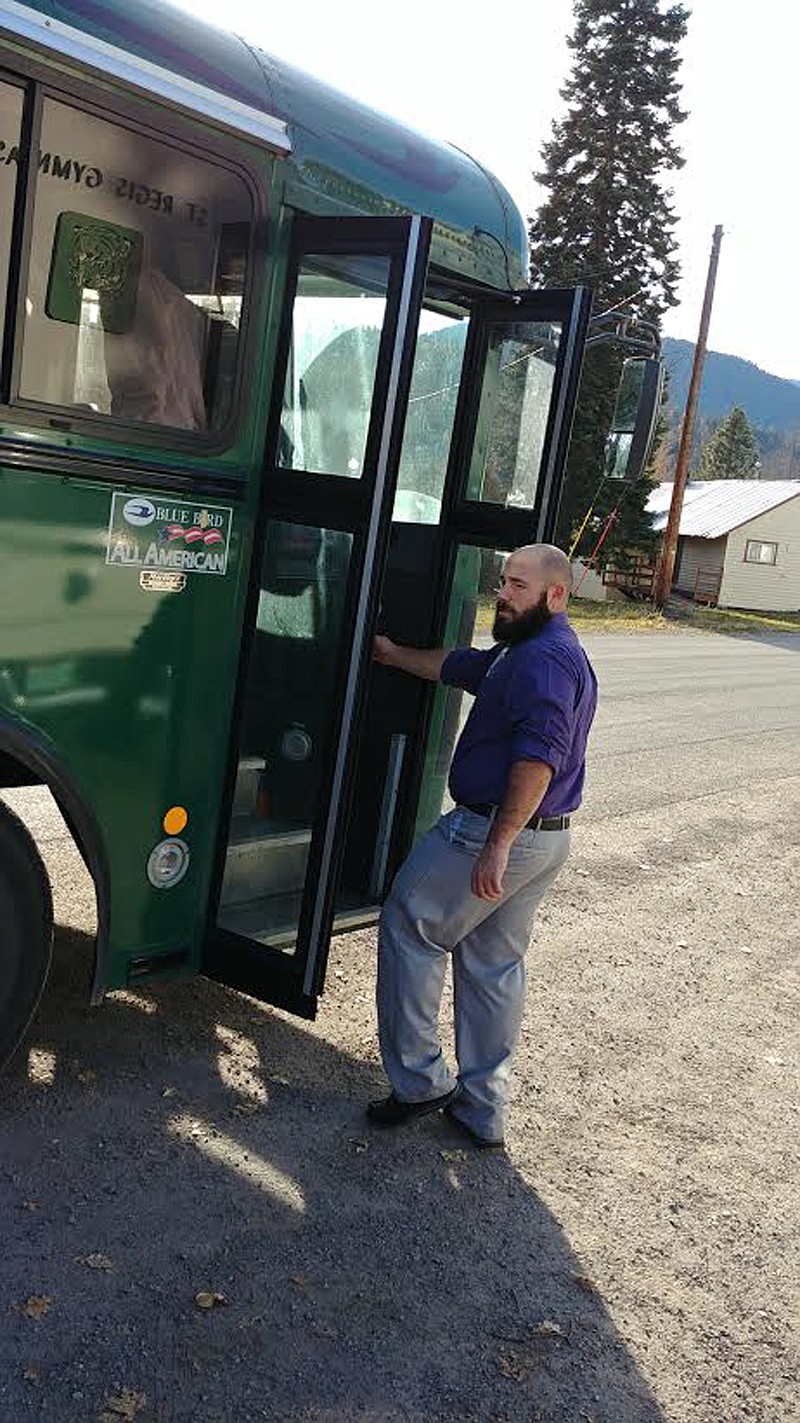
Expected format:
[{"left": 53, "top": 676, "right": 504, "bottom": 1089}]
[{"left": 662, "top": 338, "right": 800, "bottom": 476}]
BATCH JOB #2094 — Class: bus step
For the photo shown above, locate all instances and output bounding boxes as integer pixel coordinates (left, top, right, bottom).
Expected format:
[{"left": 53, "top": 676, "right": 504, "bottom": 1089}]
[
  {"left": 221, "top": 823, "right": 311, "bottom": 907},
  {"left": 217, "top": 894, "right": 382, "bottom": 949},
  {"left": 217, "top": 891, "right": 302, "bottom": 949},
  {"left": 233, "top": 756, "right": 266, "bottom": 818}
]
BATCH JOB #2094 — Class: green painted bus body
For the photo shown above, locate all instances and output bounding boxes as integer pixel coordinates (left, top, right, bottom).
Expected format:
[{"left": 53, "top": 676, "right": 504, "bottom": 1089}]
[{"left": 0, "top": 1, "right": 529, "bottom": 994}]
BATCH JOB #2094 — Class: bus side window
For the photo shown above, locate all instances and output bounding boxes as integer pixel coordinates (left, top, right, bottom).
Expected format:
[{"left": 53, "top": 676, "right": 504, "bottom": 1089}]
[{"left": 17, "top": 98, "right": 253, "bottom": 439}]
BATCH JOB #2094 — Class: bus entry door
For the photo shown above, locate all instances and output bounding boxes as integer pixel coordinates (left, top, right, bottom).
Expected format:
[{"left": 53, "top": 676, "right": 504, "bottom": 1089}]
[
  {"left": 205, "top": 233, "right": 590, "bottom": 1019},
  {"left": 205, "top": 215, "right": 432, "bottom": 1018}
]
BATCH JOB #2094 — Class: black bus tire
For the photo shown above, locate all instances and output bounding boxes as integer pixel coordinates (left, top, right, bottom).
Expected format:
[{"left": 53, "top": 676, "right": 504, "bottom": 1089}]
[{"left": 0, "top": 802, "right": 54, "bottom": 1074}]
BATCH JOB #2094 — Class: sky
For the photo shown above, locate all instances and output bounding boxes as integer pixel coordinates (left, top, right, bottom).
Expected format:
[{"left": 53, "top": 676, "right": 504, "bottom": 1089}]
[{"left": 178, "top": 0, "right": 799, "bottom": 382}]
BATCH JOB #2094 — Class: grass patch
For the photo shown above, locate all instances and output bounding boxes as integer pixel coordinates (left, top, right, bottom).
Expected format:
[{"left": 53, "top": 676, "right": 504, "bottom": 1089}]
[
  {"left": 475, "top": 595, "right": 671, "bottom": 635},
  {"left": 475, "top": 594, "right": 800, "bottom": 637},
  {"left": 568, "top": 598, "right": 671, "bottom": 632}
]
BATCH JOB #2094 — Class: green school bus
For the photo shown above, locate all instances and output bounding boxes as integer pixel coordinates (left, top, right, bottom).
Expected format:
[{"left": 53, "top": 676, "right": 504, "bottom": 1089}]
[{"left": 0, "top": 0, "right": 652, "bottom": 1069}]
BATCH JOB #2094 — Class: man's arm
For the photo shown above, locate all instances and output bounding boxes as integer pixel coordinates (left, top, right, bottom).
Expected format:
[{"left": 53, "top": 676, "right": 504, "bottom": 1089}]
[
  {"left": 471, "top": 759, "right": 553, "bottom": 902},
  {"left": 374, "top": 634, "right": 447, "bottom": 682}
]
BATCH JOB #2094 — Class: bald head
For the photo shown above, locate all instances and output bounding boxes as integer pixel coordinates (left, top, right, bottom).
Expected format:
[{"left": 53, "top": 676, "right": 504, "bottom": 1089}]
[
  {"left": 503, "top": 544, "right": 572, "bottom": 608},
  {"left": 512, "top": 540, "right": 569, "bottom": 591}
]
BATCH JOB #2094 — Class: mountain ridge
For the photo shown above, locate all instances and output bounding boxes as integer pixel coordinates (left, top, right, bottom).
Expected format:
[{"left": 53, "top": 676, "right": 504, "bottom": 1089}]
[{"left": 662, "top": 337, "right": 800, "bottom": 431}]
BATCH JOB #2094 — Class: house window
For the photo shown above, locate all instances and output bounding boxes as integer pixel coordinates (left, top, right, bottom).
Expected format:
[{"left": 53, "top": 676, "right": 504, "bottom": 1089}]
[{"left": 744, "top": 540, "right": 778, "bottom": 565}]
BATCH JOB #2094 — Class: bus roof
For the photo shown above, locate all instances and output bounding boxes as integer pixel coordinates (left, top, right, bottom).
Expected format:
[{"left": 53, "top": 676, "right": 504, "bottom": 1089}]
[{"left": 4, "top": 0, "right": 529, "bottom": 285}]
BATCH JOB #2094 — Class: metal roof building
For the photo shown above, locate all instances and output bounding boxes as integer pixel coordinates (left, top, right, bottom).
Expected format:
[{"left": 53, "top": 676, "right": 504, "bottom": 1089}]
[
  {"left": 648, "top": 481, "right": 800, "bottom": 538},
  {"left": 647, "top": 481, "right": 800, "bottom": 610}
]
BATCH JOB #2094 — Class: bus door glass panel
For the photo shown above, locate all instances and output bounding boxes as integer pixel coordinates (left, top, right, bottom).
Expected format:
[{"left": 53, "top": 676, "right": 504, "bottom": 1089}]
[
  {"left": 392, "top": 305, "right": 468, "bottom": 524},
  {"left": 225, "top": 250, "right": 392, "bottom": 947},
  {"left": 390, "top": 290, "right": 587, "bottom": 856},
  {"left": 414, "top": 544, "right": 508, "bottom": 839},
  {"left": 466, "top": 320, "right": 563, "bottom": 507},
  {"left": 337, "top": 299, "right": 470, "bottom": 904},
  {"left": 0, "top": 82, "right": 23, "bottom": 333},
  {"left": 18, "top": 98, "right": 253, "bottom": 433},
  {"left": 216, "top": 218, "right": 432, "bottom": 966},
  {"left": 278, "top": 254, "right": 389, "bottom": 476},
  {"left": 217, "top": 519, "right": 353, "bottom": 951}
]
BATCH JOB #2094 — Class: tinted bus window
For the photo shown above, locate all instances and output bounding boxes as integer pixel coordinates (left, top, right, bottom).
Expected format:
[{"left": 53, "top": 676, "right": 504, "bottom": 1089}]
[
  {"left": 278, "top": 254, "right": 390, "bottom": 478},
  {"left": 393, "top": 307, "right": 469, "bottom": 524},
  {"left": 466, "top": 320, "right": 563, "bottom": 507},
  {"left": 0, "top": 82, "right": 23, "bottom": 331},
  {"left": 18, "top": 98, "right": 253, "bottom": 436}
]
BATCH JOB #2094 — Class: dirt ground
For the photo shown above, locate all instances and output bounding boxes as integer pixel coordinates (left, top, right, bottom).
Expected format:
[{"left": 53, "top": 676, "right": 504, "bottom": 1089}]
[{"left": 1, "top": 632, "right": 798, "bottom": 1423}]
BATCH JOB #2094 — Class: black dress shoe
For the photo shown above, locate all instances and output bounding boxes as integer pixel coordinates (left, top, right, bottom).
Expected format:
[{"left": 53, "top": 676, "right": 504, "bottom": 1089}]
[
  {"left": 366, "top": 1084, "right": 461, "bottom": 1128},
  {"left": 443, "top": 1103, "right": 505, "bottom": 1150}
]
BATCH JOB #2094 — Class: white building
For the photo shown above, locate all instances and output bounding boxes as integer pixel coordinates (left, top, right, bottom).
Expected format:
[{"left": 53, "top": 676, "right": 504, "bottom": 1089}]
[{"left": 648, "top": 481, "right": 800, "bottom": 611}]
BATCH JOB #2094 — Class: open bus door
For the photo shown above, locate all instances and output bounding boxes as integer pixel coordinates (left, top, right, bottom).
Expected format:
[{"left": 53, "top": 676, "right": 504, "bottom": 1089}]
[{"left": 203, "top": 212, "right": 591, "bottom": 1018}]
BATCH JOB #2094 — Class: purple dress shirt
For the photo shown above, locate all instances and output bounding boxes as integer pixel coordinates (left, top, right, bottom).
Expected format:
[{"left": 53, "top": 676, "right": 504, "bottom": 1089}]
[{"left": 440, "top": 612, "right": 598, "bottom": 818}]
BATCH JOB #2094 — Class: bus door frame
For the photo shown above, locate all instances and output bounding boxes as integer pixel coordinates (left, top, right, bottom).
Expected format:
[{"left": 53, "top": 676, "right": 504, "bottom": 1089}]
[
  {"left": 377, "top": 283, "right": 593, "bottom": 891},
  {"left": 203, "top": 213, "right": 434, "bottom": 1018},
  {"left": 204, "top": 238, "right": 590, "bottom": 1020}
]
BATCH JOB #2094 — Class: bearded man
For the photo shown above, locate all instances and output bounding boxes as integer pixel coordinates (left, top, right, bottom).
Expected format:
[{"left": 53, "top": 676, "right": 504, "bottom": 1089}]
[{"left": 367, "top": 543, "right": 597, "bottom": 1149}]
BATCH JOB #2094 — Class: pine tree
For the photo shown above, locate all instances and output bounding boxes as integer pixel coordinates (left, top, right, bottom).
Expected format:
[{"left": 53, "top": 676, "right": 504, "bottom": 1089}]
[
  {"left": 696, "top": 406, "right": 761, "bottom": 479},
  {"left": 529, "top": 0, "right": 688, "bottom": 566},
  {"left": 756, "top": 425, "right": 800, "bottom": 479}
]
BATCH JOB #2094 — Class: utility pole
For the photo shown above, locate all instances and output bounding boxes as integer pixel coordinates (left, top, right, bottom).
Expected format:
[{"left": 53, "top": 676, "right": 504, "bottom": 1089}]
[{"left": 653, "top": 224, "right": 724, "bottom": 607}]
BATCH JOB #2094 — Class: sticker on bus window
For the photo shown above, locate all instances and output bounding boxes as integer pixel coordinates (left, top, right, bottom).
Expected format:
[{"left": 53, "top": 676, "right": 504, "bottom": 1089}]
[
  {"left": 46, "top": 212, "right": 143, "bottom": 334},
  {"left": 106, "top": 494, "right": 233, "bottom": 576}
]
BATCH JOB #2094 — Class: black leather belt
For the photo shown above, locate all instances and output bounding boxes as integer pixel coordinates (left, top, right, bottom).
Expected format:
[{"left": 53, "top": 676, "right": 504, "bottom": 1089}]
[{"left": 460, "top": 803, "right": 571, "bottom": 831}]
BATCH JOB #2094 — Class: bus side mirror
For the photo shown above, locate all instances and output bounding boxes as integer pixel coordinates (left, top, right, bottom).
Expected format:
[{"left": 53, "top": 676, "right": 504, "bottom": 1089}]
[{"left": 604, "top": 357, "right": 664, "bottom": 481}]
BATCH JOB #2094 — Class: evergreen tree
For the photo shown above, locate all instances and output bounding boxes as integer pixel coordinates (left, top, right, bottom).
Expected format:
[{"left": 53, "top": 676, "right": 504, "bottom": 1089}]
[
  {"left": 696, "top": 406, "right": 761, "bottom": 479},
  {"left": 529, "top": 0, "right": 688, "bottom": 567},
  {"left": 756, "top": 425, "right": 800, "bottom": 479}
]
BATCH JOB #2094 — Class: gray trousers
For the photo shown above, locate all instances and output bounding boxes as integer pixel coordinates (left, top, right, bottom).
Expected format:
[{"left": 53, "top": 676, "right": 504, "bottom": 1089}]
[{"left": 377, "top": 806, "right": 570, "bottom": 1141}]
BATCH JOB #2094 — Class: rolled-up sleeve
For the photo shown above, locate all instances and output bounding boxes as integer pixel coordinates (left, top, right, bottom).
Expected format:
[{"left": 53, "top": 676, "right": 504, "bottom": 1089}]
[
  {"left": 441, "top": 646, "right": 496, "bottom": 695},
  {"left": 506, "top": 652, "right": 575, "bottom": 773}
]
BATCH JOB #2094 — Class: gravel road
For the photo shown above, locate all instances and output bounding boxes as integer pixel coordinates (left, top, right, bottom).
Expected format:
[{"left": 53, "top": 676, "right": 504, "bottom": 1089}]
[{"left": 1, "top": 629, "right": 798, "bottom": 1423}]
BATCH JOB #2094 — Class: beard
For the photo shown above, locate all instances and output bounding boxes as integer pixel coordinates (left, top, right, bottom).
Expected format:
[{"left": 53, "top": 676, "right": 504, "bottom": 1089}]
[{"left": 492, "top": 591, "right": 552, "bottom": 644}]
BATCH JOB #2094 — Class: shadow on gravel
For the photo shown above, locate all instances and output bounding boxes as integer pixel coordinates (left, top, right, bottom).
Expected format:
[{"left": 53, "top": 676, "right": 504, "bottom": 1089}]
[
  {"left": 0, "top": 927, "right": 666, "bottom": 1423},
  {"left": 732, "top": 630, "right": 800, "bottom": 652}
]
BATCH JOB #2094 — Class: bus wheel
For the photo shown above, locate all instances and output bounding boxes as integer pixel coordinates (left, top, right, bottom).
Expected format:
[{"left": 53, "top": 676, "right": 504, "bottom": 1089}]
[{"left": 0, "top": 803, "right": 54, "bottom": 1074}]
